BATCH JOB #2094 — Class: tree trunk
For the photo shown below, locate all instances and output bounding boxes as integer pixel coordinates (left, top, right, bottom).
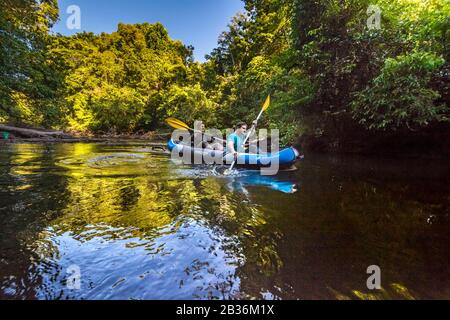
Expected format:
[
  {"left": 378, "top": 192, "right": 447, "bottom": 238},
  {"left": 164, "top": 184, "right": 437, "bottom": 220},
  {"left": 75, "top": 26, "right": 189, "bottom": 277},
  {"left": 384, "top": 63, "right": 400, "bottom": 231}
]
[{"left": 0, "top": 125, "right": 70, "bottom": 138}]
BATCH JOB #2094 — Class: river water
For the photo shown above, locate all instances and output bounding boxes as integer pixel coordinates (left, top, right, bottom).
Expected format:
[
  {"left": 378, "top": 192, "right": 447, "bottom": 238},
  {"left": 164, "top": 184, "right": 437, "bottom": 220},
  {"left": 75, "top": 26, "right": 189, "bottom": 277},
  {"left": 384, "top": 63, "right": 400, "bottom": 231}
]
[{"left": 0, "top": 143, "right": 448, "bottom": 299}]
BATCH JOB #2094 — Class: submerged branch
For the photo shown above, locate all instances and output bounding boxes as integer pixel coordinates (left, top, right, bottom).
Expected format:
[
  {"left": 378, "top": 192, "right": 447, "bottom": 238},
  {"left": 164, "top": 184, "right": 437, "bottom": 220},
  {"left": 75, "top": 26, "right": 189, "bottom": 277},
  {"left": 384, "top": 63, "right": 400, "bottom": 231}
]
[{"left": 0, "top": 124, "right": 69, "bottom": 138}]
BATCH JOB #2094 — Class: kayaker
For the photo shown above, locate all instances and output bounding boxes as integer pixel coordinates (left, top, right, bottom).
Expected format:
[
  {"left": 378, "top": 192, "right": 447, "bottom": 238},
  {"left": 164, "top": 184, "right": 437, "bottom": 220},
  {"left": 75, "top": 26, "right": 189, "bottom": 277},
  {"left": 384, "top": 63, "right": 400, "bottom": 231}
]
[
  {"left": 227, "top": 121, "right": 257, "bottom": 159},
  {"left": 193, "top": 121, "right": 224, "bottom": 151}
]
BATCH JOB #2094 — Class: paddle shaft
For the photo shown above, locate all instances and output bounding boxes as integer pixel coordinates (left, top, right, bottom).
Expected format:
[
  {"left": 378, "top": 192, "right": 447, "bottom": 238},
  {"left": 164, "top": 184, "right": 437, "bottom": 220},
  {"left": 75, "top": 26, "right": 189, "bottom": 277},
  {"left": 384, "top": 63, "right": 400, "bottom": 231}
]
[
  {"left": 227, "top": 108, "right": 265, "bottom": 172},
  {"left": 178, "top": 127, "right": 225, "bottom": 144},
  {"left": 166, "top": 118, "right": 225, "bottom": 143}
]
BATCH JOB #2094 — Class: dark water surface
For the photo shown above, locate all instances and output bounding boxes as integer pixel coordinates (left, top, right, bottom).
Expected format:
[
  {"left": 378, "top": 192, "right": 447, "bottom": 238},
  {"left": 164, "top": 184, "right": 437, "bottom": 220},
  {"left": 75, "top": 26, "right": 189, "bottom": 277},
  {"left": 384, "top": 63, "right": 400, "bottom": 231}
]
[{"left": 0, "top": 143, "right": 448, "bottom": 300}]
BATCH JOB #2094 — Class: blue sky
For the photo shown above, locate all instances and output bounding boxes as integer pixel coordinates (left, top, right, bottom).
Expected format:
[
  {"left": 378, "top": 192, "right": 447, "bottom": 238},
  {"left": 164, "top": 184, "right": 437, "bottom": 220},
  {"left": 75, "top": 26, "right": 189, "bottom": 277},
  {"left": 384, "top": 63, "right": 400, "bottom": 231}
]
[{"left": 52, "top": 0, "right": 244, "bottom": 62}]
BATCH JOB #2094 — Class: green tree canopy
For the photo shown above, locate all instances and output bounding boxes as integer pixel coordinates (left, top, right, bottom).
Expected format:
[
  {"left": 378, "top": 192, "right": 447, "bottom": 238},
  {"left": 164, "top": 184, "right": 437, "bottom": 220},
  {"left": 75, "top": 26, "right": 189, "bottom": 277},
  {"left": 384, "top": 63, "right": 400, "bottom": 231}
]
[{"left": 0, "top": 0, "right": 59, "bottom": 125}]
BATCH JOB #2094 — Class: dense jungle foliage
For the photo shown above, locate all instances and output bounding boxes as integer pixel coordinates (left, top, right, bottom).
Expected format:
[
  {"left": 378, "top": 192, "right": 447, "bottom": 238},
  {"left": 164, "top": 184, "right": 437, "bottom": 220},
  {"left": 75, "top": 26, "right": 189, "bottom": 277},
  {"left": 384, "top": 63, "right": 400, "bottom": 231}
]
[{"left": 1, "top": 0, "right": 449, "bottom": 153}]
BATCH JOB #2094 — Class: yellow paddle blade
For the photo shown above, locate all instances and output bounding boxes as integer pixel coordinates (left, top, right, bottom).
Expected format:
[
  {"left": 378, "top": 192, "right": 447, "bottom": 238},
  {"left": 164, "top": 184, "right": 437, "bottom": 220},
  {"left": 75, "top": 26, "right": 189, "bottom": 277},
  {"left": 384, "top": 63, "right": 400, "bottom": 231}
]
[
  {"left": 262, "top": 95, "right": 271, "bottom": 112},
  {"left": 166, "top": 118, "right": 187, "bottom": 130},
  {"left": 168, "top": 117, "right": 190, "bottom": 128},
  {"left": 165, "top": 118, "right": 190, "bottom": 130}
]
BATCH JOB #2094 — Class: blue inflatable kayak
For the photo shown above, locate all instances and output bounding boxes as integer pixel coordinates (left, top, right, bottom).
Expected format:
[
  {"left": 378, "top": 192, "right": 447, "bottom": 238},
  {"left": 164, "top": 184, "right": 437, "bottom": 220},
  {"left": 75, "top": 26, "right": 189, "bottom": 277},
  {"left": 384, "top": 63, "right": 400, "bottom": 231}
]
[{"left": 167, "top": 139, "right": 302, "bottom": 169}]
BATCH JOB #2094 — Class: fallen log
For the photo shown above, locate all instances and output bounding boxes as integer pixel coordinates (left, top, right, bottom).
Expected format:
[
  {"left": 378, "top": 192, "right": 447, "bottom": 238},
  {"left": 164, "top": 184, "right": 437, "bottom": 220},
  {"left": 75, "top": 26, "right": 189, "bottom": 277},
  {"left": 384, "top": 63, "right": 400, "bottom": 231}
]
[{"left": 0, "top": 124, "right": 71, "bottom": 138}]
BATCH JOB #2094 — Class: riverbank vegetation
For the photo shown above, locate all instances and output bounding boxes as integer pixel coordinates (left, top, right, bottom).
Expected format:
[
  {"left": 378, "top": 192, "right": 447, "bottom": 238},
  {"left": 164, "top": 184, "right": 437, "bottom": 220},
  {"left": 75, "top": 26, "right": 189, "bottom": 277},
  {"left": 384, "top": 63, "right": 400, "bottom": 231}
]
[{"left": 1, "top": 0, "right": 448, "bottom": 154}]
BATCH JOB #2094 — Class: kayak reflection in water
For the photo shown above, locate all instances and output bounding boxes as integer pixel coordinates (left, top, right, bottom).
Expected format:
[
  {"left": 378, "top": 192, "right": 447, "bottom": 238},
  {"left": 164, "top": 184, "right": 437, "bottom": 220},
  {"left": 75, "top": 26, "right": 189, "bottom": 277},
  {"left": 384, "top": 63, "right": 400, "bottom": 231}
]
[{"left": 226, "top": 171, "right": 299, "bottom": 194}]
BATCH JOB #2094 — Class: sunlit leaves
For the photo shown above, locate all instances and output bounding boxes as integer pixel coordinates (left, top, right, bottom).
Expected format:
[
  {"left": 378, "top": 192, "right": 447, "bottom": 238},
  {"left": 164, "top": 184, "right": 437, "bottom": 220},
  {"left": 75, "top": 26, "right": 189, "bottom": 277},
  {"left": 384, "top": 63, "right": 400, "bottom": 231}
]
[
  {"left": 157, "top": 84, "right": 218, "bottom": 126},
  {"left": 0, "top": 0, "right": 60, "bottom": 125},
  {"left": 50, "top": 22, "right": 210, "bottom": 133}
]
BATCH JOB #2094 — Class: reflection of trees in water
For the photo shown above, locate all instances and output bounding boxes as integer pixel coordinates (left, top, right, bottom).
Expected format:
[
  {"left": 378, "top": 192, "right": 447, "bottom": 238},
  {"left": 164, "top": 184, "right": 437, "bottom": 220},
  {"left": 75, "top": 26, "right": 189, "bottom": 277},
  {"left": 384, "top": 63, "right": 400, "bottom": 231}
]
[
  {"left": 251, "top": 164, "right": 450, "bottom": 299},
  {"left": 330, "top": 181, "right": 449, "bottom": 300},
  {"left": 45, "top": 170, "right": 285, "bottom": 299},
  {"left": 4, "top": 146, "right": 445, "bottom": 299},
  {"left": 0, "top": 144, "right": 71, "bottom": 299},
  {"left": 191, "top": 178, "right": 285, "bottom": 299},
  {"left": 56, "top": 177, "right": 174, "bottom": 235},
  {"left": 0, "top": 145, "right": 283, "bottom": 299}
]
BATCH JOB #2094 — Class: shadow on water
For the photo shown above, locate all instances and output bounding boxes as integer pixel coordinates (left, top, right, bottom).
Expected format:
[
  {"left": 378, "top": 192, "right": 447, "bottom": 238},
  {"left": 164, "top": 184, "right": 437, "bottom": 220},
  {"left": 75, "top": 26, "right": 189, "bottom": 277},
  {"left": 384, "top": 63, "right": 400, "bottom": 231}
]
[{"left": 0, "top": 143, "right": 448, "bottom": 299}]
